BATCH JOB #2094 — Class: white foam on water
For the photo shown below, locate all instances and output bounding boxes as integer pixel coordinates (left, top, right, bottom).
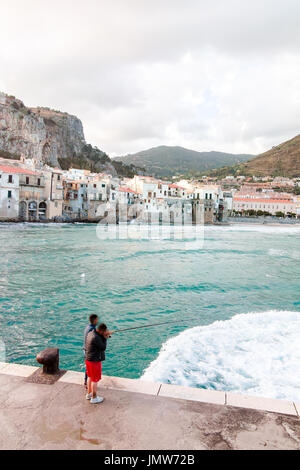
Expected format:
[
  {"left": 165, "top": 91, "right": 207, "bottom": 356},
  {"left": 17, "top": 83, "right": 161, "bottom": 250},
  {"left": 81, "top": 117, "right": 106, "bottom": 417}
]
[
  {"left": 205, "top": 224, "right": 300, "bottom": 235},
  {"left": 268, "top": 248, "right": 289, "bottom": 257},
  {"left": 142, "top": 310, "right": 300, "bottom": 401}
]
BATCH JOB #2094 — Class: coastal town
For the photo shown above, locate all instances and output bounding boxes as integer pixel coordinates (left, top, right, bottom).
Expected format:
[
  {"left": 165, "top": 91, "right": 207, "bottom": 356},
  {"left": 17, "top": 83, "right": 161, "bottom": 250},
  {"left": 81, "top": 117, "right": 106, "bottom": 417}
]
[{"left": 0, "top": 155, "right": 300, "bottom": 224}]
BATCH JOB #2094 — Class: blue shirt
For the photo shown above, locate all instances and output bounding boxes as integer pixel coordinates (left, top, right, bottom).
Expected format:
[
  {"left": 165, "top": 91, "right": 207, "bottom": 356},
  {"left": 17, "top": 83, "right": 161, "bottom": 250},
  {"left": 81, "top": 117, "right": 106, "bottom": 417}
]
[{"left": 83, "top": 323, "right": 96, "bottom": 353}]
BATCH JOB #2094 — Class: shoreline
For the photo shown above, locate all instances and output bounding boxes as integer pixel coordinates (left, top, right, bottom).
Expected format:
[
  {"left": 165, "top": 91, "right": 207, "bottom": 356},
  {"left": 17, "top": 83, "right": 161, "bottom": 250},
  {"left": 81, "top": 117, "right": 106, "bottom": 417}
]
[{"left": 1, "top": 219, "right": 300, "bottom": 227}]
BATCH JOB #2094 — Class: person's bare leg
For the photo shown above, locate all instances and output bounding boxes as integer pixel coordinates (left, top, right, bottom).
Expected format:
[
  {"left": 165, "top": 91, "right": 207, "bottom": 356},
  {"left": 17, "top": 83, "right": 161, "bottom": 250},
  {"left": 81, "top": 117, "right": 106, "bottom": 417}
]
[
  {"left": 87, "top": 377, "right": 92, "bottom": 395},
  {"left": 92, "top": 381, "right": 97, "bottom": 398}
]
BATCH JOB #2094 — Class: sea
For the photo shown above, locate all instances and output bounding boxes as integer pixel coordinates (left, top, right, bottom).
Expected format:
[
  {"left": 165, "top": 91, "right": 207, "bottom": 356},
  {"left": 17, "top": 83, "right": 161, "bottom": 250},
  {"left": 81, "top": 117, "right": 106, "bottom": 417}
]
[{"left": 0, "top": 222, "right": 299, "bottom": 401}]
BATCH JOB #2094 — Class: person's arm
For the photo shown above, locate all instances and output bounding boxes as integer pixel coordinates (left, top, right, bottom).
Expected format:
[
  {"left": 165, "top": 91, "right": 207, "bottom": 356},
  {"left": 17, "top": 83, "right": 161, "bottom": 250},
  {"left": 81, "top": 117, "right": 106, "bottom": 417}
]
[{"left": 104, "top": 331, "right": 113, "bottom": 339}]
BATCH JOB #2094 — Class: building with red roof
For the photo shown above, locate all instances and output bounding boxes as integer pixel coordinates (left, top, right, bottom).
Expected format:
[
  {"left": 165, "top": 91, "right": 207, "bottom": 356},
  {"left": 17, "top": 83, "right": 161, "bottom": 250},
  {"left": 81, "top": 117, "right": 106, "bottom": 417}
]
[{"left": 233, "top": 195, "right": 296, "bottom": 215}]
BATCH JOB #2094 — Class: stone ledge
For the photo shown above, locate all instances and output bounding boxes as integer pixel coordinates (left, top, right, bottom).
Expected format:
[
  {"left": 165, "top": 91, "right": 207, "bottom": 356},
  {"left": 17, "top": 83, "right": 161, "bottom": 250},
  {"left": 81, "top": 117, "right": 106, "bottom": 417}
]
[
  {"left": 0, "top": 362, "right": 39, "bottom": 377},
  {"left": 59, "top": 370, "right": 161, "bottom": 395},
  {"left": 58, "top": 370, "right": 84, "bottom": 385},
  {"left": 226, "top": 392, "right": 298, "bottom": 416},
  {"left": 159, "top": 383, "right": 225, "bottom": 405},
  {"left": 101, "top": 375, "right": 161, "bottom": 395},
  {"left": 0, "top": 363, "right": 299, "bottom": 418}
]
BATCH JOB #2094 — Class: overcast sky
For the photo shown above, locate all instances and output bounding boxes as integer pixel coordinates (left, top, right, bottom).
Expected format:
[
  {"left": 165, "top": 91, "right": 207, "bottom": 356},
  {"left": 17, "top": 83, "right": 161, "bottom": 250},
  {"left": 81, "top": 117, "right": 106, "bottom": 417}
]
[{"left": 1, "top": 0, "right": 300, "bottom": 156}]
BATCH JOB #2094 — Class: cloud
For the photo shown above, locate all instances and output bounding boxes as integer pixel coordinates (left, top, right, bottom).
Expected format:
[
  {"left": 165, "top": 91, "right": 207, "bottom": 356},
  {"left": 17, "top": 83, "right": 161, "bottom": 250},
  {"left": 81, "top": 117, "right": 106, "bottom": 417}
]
[{"left": 0, "top": 0, "right": 300, "bottom": 156}]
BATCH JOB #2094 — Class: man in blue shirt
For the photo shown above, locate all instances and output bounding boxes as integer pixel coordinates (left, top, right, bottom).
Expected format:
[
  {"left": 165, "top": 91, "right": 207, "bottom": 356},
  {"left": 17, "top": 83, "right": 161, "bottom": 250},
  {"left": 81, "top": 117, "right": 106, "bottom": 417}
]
[{"left": 83, "top": 314, "right": 99, "bottom": 388}]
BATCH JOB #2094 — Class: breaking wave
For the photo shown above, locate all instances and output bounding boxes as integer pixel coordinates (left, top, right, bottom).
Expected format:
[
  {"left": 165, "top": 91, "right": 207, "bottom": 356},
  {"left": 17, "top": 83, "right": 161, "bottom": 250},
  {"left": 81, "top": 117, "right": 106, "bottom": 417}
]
[{"left": 142, "top": 310, "right": 300, "bottom": 401}]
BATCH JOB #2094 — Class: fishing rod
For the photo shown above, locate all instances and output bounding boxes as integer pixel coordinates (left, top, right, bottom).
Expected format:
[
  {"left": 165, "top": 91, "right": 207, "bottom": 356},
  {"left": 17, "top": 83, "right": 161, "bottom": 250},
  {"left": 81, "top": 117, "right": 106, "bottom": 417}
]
[{"left": 109, "top": 318, "right": 195, "bottom": 334}]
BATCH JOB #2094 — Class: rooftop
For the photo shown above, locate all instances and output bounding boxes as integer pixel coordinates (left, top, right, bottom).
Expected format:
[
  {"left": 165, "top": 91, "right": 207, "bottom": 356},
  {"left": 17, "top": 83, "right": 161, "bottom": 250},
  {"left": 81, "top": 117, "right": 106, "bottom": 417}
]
[
  {"left": 118, "top": 187, "right": 141, "bottom": 195},
  {"left": 234, "top": 197, "right": 294, "bottom": 204},
  {"left": 0, "top": 165, "right": 37, "bottom": 176},
  {"left": 0, "top": 362, "right": 300, "bottom": 450}
]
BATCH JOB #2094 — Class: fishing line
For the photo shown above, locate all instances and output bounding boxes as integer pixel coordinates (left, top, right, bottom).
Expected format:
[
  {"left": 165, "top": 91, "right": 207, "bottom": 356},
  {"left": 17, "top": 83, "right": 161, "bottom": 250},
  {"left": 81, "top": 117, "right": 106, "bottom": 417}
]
[{"left": 110, "top": 317, "right": 199, "bottom": 334}]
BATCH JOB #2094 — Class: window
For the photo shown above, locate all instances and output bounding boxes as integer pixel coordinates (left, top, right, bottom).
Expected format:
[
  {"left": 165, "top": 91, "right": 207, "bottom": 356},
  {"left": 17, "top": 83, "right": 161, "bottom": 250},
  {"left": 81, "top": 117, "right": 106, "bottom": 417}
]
[
  {"left": 8, "top": 175, "right": 13, "bottom": 183},
  {"left": 57, "top": 175, "right": 61, "bottom": 181},
  {"left": 94, "top": 184, "right": 97, "bottom": 188},
  {"left": 37, "top": 178, "right": 41, "bottom": 186},
  {"left": 8, "top": 190, "right": 12, "bottom": 198},
  {"left": 26, "top": 177, "right": 29, "bottom": 185}
]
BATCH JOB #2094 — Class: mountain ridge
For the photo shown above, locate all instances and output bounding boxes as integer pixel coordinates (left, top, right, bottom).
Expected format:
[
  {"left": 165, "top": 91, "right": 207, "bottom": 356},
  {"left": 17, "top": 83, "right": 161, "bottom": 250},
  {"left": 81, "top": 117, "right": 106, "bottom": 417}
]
[{"left": 114, "top": 145, "right": 254, "bottom": 178}]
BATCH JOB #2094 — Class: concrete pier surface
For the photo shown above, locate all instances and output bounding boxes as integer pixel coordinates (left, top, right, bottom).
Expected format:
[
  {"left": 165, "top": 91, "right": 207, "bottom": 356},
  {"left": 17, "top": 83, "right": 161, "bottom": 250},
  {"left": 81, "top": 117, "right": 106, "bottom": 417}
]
[{"left": 1, "top": 363, "right": 300, "bottom": 450}]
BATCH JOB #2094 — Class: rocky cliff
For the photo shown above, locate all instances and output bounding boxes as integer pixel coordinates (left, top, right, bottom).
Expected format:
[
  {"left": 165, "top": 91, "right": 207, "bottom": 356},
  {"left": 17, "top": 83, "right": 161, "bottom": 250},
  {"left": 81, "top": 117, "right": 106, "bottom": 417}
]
[
  {"left": 0, "top": 92, "right": 142, "bottom": 177},
  {"left": 0, "top": 92, "right": 86, "bottom": 166}
]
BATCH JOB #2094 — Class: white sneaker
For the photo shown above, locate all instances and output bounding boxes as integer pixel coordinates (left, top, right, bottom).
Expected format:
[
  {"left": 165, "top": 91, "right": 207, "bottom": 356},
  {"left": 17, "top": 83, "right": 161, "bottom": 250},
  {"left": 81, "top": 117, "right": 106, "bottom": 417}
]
[
  {"left": 90, "top": 396, "right": 104, "bottom": 404},
  {"left": 86, "top": 393, "right": 92, "bottom": 400}
]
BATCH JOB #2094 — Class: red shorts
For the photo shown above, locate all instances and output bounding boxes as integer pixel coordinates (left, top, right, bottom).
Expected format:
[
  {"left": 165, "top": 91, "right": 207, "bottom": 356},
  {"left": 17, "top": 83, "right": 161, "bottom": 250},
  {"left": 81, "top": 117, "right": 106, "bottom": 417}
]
[{"left": 85, "top": 360, "right": 102, "bottom": 383}]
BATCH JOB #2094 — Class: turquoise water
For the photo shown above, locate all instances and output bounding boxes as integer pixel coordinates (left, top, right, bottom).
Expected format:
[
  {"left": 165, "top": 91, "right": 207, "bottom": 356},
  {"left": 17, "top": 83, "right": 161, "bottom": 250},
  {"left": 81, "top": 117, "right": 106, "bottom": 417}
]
[{"left": 0, "top": 223, "right": 299, "bottom": 397}]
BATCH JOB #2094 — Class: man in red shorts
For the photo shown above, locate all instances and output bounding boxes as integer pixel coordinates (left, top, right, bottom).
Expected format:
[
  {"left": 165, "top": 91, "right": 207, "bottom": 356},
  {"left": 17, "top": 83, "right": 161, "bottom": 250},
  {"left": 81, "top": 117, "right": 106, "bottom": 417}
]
[{"left": 85, "top": 323, "right": 111, "bottom": 404}]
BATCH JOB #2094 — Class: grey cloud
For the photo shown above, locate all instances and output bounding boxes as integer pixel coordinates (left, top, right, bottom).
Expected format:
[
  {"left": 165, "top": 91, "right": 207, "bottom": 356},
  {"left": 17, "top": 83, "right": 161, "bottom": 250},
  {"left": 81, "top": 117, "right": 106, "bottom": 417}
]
[{"left": 0, "top": 0, "right": 300, "bottom": 155}]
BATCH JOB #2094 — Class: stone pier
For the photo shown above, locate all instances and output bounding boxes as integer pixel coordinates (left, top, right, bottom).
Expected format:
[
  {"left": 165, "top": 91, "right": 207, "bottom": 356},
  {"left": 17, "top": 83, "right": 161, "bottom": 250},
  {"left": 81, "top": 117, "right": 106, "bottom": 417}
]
[{"left": 0, "top": 362, "right": 300, "bottom": 450}]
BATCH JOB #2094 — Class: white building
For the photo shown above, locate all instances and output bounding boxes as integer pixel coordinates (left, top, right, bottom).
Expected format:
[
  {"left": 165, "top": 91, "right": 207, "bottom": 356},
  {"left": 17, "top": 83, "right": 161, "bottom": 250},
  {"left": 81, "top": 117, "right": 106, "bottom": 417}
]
[
  {"left": 233, "top": 196, "right": 297, "bottom": 215},
  {"left": 193, "top": 185, "right": 223, "bottom": 208},
  {"left": 0, "top": 165, "right": 20, "bottom": 220},
  {"left": 168, "top": 184, "right": 187, "bottom": 198},
  {"left": 130, "top": 176, "right": 169, "bottom": 201}
]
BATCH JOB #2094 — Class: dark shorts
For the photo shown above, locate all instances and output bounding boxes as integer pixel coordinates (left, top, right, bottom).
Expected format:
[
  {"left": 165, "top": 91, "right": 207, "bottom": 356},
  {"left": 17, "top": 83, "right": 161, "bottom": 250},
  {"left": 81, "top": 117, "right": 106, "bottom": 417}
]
[{"left": 85, "top": 360, "right": 102, "bottom": 383}]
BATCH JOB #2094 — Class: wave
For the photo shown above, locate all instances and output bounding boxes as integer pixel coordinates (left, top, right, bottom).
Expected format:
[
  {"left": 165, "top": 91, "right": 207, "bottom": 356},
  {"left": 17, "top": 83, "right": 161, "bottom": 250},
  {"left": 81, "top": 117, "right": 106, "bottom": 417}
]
[
  {"left": 141, "top": 310, "right": 300, "bottom": 401},
  {"left": 205, "top": 224, "right": 300, "bottom": 234}
]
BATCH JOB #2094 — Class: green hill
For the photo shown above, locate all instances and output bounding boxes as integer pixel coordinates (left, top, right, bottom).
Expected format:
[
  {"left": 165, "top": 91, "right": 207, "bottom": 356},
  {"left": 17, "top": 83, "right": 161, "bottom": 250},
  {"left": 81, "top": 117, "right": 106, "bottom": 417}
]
[{"left": 114, "top": 146, "right": 253, "bottom": 178}]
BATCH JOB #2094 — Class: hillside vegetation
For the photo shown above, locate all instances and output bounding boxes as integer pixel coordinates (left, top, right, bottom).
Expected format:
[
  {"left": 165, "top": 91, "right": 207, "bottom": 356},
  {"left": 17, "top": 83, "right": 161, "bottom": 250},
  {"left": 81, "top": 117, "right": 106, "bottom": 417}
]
[
  {"left": 115, "top": 146, "right": 253, "bottom": 178},
  {"left": 240, "top": 134, "right": 300, "bottom": 177}
]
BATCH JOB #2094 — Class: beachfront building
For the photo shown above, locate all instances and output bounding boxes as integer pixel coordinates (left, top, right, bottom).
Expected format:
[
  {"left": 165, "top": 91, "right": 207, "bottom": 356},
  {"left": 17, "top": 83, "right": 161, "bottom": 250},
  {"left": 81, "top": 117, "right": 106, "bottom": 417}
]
[
  {"left": 130, "top": 175, "right": 170, "bottom": 200},
  {"left": 117, "top": 187, "right": 142, "bottom": 222},
  {"left": 117, "top": 187, "right": 141, "bottom": 205},
  {"left": 18, "top": 170, "right": 46, "bottom": 221},
  {"left": 0, "top": 164, "right": 64, "bottom": 221},
  {"left": 194, "top": 185, "right": 223, "bottom": 205},
  {"left": 222, "top": 191, "right": 234, "bottom": 212},
  {"left": 87, "top": 180, "right": 109, "bottom": 220},
  {"left": 43, "top": 168, "right": 64, "bottom": 220},
  {"left": 62, "top": 168, "right": 91, "bottom": 181},
  {"left": 87, "top": 180, "right": 108, "bottom": 203},
  {"left": 0, "top": 165, "right": 20, "bottom": 220},
  {"left": 63, "top": 180, "right": 88, "bottom": 219},
  {"left": 233, "top": 195, "right": 297, "bottom": 216},
  {"left": 168, "top": 184, "right": 186, "bottom": 198}
]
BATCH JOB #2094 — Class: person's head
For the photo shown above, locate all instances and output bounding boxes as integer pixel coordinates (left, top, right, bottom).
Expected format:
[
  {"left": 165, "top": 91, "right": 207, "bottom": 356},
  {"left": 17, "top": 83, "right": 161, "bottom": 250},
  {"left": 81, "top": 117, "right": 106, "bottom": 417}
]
[
  {"left": 89, "top": 314, "right": 98, "bottom": 326},
  {"left": 97, "top": 323, "right": 108, "bottom": 336}
]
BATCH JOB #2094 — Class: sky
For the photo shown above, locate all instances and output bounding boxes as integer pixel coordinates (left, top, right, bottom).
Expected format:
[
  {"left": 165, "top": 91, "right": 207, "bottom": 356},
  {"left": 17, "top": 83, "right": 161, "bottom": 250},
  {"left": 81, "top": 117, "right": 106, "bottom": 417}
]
[{"left": 0, "top": 0, "right": 300, "bottom": 157}]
